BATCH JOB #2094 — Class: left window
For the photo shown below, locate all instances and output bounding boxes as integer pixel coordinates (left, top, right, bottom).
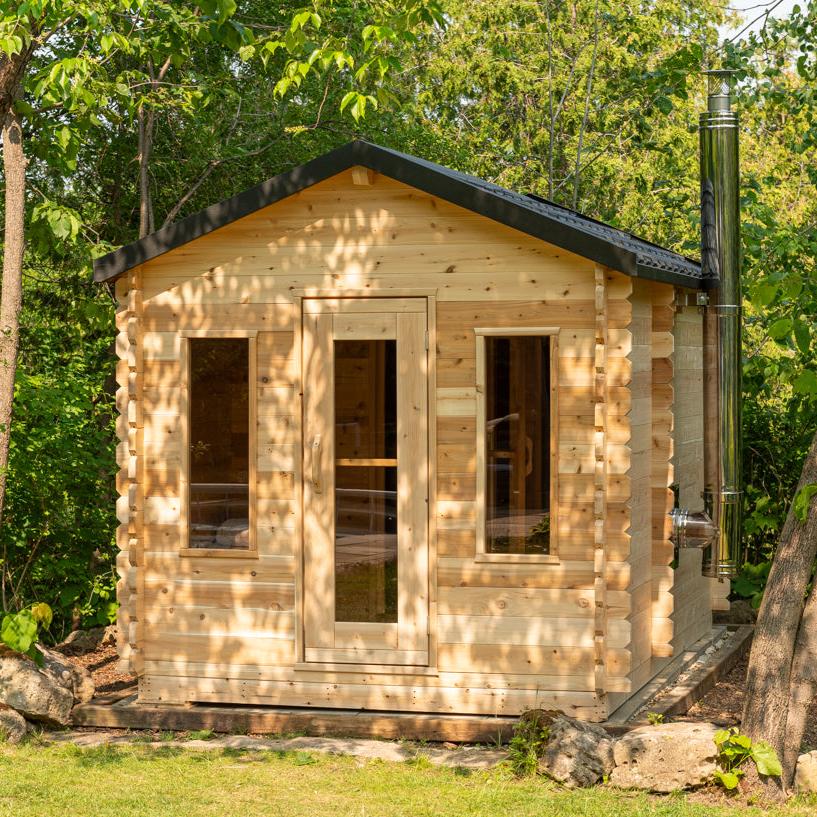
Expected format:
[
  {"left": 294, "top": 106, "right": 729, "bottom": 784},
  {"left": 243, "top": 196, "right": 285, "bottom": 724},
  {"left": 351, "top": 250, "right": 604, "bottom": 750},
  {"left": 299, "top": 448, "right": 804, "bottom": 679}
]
[{"left": 185, "top": 336, "right": 255, "bottom": 551}]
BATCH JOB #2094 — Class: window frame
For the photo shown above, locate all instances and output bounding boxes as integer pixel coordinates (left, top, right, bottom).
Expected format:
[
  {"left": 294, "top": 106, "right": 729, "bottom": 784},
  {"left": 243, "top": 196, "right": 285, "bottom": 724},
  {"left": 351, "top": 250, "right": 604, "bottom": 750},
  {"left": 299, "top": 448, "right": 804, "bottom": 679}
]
[
  {"left": 179, "top": 329, "right": 258, "bottom": 559},
  {"left": 474, "top": 327, "right": 560, "bottom": 564}
]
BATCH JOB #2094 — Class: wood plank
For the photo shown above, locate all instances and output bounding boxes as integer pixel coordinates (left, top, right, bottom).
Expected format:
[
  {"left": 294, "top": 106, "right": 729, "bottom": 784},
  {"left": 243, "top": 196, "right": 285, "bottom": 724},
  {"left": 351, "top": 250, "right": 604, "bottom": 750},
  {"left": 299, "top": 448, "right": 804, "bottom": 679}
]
[
  {"left": 143, "top": 578, "right": 295, "bottom": 611},
  {"left": 437, "top": 586, "right": 596, "bottom": 618},
  {"left": 437, "top": 416, "right": 476, "bottom": 444},
  {"left": 304, "top": 648, "right": 429, "bottom": 666},
  {"left": 437, "top": 614, "right": 628, "bottom": 649},
  {"left": 334, "top": 622, "right": 399, "bottom": 650},
  {"left": 72, "top": 699, "right": 522, "bottom": 742},
  {"left": 302, "top": 311, "right": 335, "bottom": 651},
  {"left": 143, "top": 303, "right": 292, "bottom": 332},
  {"left": 142, "top": 633, "right": 295, "bottom": 664},
  {"left": 396, "top": 310, "right": 430, "bottom": 653},
  {"left": 437, "top": 643, "right": 630, "bottom": 677},
  {"left": 139, "top": 674, "right": 598, "bottom": 717},
  {"left": 144, "top": 608, "right": 295, "bottom": 637}
]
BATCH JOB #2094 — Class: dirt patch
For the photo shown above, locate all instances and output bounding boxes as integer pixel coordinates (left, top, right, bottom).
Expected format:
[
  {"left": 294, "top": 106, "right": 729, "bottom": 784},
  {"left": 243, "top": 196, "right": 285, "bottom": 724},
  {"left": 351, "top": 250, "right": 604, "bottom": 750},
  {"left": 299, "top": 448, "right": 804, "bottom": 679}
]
[
  {"left": 63, "top": 642, "right": 136, "bottom": 696},
  {"left": 687, "top": 653, "right": 817, "bottom": 752}
]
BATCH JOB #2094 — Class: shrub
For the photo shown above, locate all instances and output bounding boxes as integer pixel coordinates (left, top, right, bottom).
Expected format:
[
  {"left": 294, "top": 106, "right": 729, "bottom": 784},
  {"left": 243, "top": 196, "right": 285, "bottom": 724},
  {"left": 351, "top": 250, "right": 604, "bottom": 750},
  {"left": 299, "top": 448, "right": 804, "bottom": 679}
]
[
  {"left": 713, "top": 727, "right": 782, "bottom": 790},
  {"left": 508, "top": 711, "right": 551, "bottom": 777}
]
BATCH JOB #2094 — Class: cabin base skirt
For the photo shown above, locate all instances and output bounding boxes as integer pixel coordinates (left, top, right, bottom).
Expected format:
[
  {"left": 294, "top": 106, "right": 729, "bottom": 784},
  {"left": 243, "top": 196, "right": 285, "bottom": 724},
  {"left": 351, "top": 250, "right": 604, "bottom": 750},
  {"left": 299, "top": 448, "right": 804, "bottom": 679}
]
[{"left": 138, "top": 674, "right": 607, "bottom": 721}]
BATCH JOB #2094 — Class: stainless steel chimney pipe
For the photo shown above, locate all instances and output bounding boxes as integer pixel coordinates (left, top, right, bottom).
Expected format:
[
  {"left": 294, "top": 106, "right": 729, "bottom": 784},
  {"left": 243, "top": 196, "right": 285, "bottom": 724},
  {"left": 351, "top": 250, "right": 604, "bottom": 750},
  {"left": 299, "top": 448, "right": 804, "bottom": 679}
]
[{"left": 699, "top": 70, "right": 743, "bottom": 578}]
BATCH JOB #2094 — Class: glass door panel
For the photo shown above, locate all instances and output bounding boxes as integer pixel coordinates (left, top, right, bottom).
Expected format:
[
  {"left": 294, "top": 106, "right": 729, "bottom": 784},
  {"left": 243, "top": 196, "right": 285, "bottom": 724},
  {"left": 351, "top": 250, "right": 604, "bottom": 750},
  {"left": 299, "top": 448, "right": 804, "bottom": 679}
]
[{"left": 303, "top": 300, "right": 429, "bottom": 666}]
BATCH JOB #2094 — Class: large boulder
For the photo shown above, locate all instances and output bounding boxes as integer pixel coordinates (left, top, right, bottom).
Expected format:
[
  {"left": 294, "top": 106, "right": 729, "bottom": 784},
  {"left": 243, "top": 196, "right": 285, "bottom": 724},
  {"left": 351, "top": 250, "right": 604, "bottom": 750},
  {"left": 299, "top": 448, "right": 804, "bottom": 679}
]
[
  {"left": 0, "top": 702, "right": 28, "bottom": 744},
  {"left": 537, "top": 714, "right": 615, "bottom": 788},
  {"left": 795, "top": 751, "right": 817, "bottom": 794},
  {"left": 39, "top": 645, "right": 95, "bottom": 704},
  {"left": 610, "top": 722, "right": 720, "bottom": 792},
  {"left": 0, "top": 648, "right": 75, "bottom": 725}
]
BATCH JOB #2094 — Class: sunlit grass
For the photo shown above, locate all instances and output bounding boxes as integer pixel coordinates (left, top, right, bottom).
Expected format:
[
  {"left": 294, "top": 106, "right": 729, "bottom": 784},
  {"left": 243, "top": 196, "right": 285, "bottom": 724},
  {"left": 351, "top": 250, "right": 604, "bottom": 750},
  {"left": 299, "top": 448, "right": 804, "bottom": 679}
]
[{"left": 1, "top": 741, "right": 817, "bottom": 817}]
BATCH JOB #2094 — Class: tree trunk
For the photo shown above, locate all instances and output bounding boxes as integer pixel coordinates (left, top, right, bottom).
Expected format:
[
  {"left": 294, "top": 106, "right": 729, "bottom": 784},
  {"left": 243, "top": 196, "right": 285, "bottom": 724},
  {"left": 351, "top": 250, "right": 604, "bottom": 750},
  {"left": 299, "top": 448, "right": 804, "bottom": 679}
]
[
  {"left": 137, "top": 104, "right": 155, "bottom": 238},
  {"left": 742, "top": 429, "right": 817, "bottom": 787},
  {"left": 0, "top": 110, "right": 27, "bottom": 527},
  {"left": 0, "top": 51, "right": 31, "bottom": 124},
  {"left": 571, "top": 0, "right": 600, "bottom": 210},
  {"left": 783, "top": 577, "right": 817, "bottom": 784}
]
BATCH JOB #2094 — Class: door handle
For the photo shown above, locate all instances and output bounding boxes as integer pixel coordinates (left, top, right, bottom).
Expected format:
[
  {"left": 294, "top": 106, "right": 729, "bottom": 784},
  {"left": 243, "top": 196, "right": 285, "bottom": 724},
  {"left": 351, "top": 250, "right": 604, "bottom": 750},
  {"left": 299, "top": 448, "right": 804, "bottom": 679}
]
[{"left": 312, "top": 435, "right": 322, "bottom": 493}]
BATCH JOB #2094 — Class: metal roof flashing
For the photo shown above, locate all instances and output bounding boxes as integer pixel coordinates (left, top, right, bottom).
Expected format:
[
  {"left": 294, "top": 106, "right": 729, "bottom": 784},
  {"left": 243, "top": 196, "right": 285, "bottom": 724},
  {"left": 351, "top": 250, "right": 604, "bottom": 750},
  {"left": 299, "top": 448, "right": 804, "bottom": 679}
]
[{"left": 93, "top": 139, "right": 704, "bottom": 289}]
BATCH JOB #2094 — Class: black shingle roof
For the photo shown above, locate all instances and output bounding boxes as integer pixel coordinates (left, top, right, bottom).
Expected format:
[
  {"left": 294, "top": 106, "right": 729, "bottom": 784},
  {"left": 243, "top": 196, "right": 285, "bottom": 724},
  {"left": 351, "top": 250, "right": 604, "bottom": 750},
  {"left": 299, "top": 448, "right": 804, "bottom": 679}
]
[{"left": 93, "top": 139, "right": 705, "bottom": 289}]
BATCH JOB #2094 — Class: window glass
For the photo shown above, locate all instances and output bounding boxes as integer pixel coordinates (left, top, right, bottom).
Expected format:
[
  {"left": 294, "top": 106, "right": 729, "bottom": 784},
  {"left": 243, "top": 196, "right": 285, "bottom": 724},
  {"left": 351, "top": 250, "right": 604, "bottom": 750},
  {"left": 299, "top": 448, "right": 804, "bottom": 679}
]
[
  {"left": 334, "top": 339, "right": 398, "bottom": 622},
  {"left": 485, "top": 336, "right": 551, "bottom": 554},
  {"left": 188, "top": 338, "right": 250, "bottom": 549}
]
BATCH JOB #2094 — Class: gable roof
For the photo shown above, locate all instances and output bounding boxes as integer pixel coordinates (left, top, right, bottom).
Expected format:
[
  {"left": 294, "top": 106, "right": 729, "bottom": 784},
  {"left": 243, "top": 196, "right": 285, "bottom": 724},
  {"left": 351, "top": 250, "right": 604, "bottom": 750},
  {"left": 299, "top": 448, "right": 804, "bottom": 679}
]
[{"left": 93, "top": 139, "right": 707, "bottom": 289}]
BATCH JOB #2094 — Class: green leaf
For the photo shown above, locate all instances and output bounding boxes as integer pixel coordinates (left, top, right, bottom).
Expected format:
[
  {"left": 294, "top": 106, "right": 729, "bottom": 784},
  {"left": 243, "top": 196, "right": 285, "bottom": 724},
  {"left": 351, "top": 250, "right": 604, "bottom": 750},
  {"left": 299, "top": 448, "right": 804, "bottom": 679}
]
[
  {"left": 751, "top": 740, "right": 782, "bottom": 777},
  {"left": 733, "top": 576, "right": 761, "bottom": 597},
  {"left": 732, "top": 733, "right": 753, "bottom": 749},
  {"left": 768, "top": 317, "right": 793, "bottom": 340},
  {"left": 753, "top": 283, "right": 778, "bottom": 308},
  {"left": 30, "top": 602, "right": 53, "bottom": 628},
  {"left": 714, "top": 769, "right": 741, "bottom": 790},
  {"left": 217, "top": 0, "right": 237, "bottom": 22},
  {"left": 290, "top": 11, "right": 313, "bottom": 32},
  {"left": 655, "top": 95, "right": 673, "bottom": 115},
  {"left": 794, "top": 369, "right": 817, "bottom": 395},
  {"left": 794, "top": 319, "right": 811, "bottom": 355},
  {"left": 793, "top": 483, "right": 817, "bottom": 522},
  {"left": 339, "top": 91, "right": 357, "bottom": 113},
  {"left": 1, "top": 610, "right": 38, "bottom": 655}
]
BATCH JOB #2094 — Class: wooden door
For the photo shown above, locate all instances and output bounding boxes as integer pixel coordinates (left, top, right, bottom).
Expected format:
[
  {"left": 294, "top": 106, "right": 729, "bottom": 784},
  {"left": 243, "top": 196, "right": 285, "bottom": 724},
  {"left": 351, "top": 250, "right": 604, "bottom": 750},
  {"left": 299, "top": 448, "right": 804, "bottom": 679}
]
[{"left": 302, "top": 298, "right": 429, "bottom": 666}]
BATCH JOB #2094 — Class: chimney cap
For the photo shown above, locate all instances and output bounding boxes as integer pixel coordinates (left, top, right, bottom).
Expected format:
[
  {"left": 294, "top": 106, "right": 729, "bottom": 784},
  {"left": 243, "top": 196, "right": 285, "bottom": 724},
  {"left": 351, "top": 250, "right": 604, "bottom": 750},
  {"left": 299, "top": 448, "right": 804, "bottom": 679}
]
[{"left": 704, "top": 69, "right": 738, "bottom": 112}]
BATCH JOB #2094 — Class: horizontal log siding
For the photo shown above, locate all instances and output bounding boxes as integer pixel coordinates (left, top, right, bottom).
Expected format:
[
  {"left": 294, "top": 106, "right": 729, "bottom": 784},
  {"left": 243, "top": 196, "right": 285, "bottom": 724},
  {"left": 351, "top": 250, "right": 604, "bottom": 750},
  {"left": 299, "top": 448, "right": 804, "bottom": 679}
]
[
  {"left": 668, "top": 305, "right": 719, "bottom": 649},
  {"left": 129, "top": 168, "right": 645, "bottom": 718}
]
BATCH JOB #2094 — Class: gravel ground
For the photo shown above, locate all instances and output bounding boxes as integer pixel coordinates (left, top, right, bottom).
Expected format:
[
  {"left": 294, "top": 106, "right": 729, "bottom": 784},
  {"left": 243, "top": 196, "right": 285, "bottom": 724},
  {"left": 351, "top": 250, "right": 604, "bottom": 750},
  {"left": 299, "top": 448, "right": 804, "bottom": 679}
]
[
  {"left": 687, "top": 653, "right": 817, "bottom": 751},
  {"left": 64, "top": 641, "right": 136, "bottom": 696}
]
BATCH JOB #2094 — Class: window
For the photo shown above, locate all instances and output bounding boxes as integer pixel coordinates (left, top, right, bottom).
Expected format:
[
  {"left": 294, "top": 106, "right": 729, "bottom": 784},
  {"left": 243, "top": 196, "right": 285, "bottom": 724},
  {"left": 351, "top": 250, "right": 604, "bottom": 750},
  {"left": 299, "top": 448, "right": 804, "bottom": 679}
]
[
  {"left": 184, "top": 335, "right": 256, "bottom": 552},
  {"left": 334, "top": 339, "right": 398, "bottom": 623},
  {"left": 476, "top": 329, "right": 558, "bottom": 561}
]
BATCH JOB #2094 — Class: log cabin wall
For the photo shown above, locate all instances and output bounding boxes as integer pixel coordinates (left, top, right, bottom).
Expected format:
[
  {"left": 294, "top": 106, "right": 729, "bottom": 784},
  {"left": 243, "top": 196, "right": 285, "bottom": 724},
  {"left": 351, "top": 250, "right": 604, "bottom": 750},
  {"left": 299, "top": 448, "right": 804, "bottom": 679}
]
[
  {"left": 651, "top": 283, "right": 675, "bottom": 661},
  {"left": 625, "top": 279, "right": 655, "bottom": 694},
  {"left": 671, "top": 305, "right": 728, "bottom": 645},
  {"left": 114, "top": 270, "right": 144, "bottom": 676},
  {"left": 116, "top": 166, "right": 696, "bottom": 720}
]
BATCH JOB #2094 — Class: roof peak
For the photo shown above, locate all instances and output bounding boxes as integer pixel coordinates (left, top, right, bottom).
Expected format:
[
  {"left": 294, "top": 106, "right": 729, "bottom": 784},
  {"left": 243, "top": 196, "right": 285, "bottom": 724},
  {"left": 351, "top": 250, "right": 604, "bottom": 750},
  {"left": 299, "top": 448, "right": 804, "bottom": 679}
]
[{"left": 93, "top": 140, "right": 704, "bottom": 289}]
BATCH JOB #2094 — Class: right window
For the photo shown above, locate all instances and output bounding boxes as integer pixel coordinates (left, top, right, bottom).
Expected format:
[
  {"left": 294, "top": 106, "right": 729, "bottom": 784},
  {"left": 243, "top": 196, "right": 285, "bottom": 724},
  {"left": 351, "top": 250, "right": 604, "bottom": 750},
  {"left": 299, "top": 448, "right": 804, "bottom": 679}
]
[{"left": 477, "top": 331, "right": 556, "bottom": 558}]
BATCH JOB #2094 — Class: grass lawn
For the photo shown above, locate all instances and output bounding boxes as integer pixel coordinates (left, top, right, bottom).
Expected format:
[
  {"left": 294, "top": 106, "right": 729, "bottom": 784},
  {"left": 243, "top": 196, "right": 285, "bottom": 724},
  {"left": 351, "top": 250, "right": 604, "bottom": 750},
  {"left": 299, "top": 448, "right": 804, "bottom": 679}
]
[{"left": 1, "top": 741, "right": 816, "bottom": 817}]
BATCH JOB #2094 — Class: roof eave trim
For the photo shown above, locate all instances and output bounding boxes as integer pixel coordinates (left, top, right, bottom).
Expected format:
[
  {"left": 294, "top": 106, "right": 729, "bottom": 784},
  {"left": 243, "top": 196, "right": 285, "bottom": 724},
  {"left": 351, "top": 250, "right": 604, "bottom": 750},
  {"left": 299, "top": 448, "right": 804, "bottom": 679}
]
[{"left": 635, "top": 262, "right": 706, "bottom": 290}]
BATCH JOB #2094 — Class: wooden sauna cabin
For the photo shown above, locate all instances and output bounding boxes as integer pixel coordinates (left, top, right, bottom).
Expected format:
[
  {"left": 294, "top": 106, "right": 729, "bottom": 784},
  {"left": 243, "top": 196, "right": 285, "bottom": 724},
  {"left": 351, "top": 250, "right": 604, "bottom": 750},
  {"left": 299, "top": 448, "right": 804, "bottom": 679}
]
[{"left": 94, "top": 140, "right": 729, "bottom": 722}]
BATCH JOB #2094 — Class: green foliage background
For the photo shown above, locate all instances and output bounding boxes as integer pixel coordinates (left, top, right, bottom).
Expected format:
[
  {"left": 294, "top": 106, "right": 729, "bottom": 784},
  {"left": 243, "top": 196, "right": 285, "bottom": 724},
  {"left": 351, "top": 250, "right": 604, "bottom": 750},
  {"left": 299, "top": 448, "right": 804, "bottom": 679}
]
[{"left": 0, "top": 0, "right": 815, "bottom": 636}]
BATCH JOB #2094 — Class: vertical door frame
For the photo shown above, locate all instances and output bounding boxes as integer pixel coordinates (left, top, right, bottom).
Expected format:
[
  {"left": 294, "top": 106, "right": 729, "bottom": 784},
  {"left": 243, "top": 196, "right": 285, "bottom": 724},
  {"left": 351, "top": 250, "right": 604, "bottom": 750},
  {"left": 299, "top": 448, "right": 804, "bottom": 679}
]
[{"left": 294, "top": 291, "right": 437, "bottom": 670}]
